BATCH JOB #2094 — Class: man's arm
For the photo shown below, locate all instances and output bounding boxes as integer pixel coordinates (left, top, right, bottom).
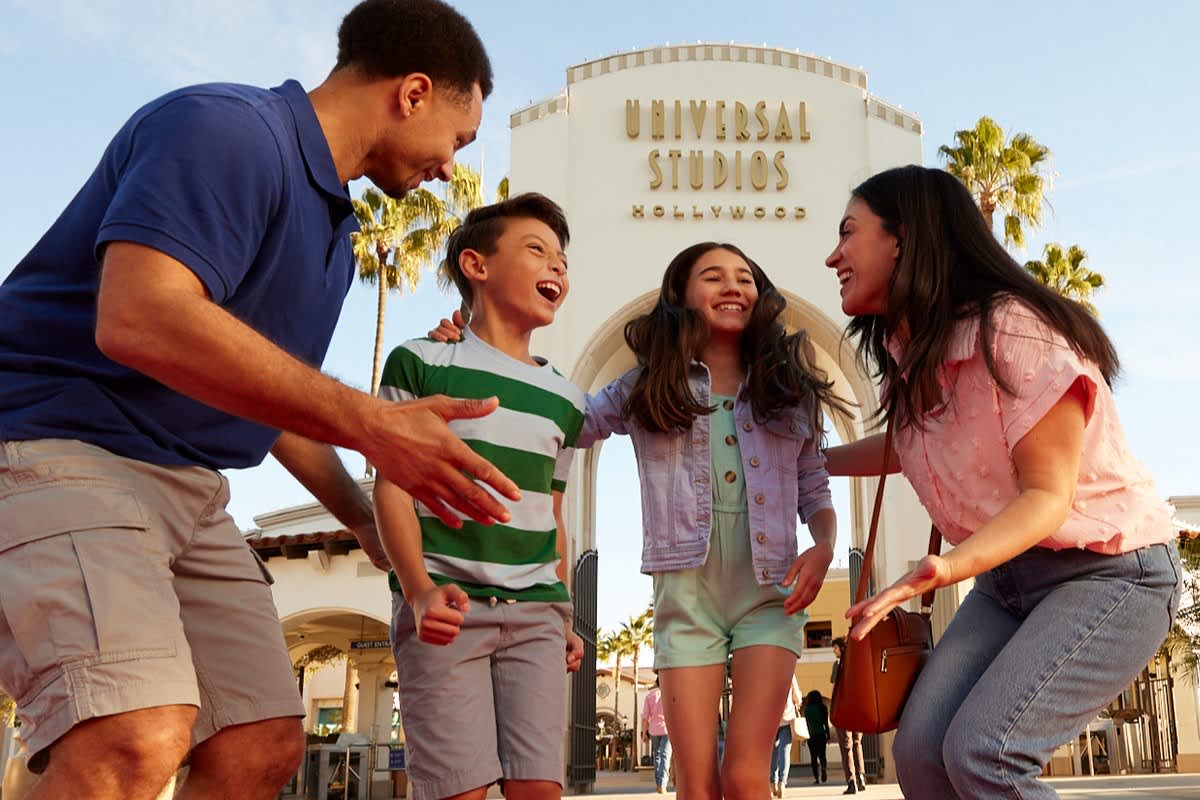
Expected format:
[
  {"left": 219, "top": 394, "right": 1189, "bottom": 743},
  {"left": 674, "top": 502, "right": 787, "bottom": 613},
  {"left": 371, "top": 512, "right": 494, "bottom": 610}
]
[
  {"left": 95, "top": 242, "right": 520, "bottom": 527},
  {"left": 373, "top": 477, "right": 469, "bottom": 645},
  {"left": 270, "top": 432, "right": 388, "bottom": 570}
]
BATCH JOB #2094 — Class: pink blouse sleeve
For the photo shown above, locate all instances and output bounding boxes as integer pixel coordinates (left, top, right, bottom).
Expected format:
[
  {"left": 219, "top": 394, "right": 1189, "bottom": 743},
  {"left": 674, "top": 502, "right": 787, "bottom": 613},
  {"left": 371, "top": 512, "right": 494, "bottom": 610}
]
[{"left": 991, "top": 301, "right": 1099, "bottom": 451}]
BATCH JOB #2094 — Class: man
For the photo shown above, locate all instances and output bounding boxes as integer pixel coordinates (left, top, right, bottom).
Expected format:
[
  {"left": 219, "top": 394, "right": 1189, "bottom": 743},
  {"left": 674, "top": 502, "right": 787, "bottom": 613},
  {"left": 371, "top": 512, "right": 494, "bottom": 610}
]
[
  {"left": 831, "top": 638, "right": 867, "bottom": 794},
  {"left": 0, "top": 2, "right": 516, "bottom": 799}
]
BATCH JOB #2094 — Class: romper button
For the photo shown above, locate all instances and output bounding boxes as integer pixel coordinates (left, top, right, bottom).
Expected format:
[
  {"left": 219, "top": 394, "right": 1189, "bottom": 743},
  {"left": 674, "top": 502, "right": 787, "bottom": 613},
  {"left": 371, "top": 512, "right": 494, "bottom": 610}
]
[
  {"left": 755, "top": 494, "right": 765, "bottom": 505},
  {"left": 749, "top": 457, "right": 760, "bottom": 467},
  {"left": 743, "top": 422, "right": 753, "bottom": 432},
  {"left": 724, "top": 470, "right": 737, "bottom": 483},
  {"left": 723, "top": 399, "right": 734, "bottom": 410},
  {"left": 756, "top": 533, "right": 766, "bottom": 544},
  {"left": 725, "top": 434, "right": 737, "bottom": 446}
]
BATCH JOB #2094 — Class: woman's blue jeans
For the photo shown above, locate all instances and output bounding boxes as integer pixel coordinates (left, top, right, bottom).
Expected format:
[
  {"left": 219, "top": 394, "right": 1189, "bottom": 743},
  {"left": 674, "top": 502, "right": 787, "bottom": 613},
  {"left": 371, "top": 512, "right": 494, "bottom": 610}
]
[
  {"left": 650, "top": 734, "right": 672, "bottom": 788},
  {"left": 770, "top": 724, "right": 792, "bottom": 783},
  {"left": 894, "top": 542, "right": 1182, "bottom": 799}
]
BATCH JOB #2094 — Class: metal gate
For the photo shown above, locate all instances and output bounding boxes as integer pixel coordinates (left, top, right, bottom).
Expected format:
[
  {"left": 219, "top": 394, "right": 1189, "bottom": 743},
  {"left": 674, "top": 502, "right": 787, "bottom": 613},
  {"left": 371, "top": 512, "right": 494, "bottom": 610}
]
[
  {"left": 847, "top": 548, "right": 883, "bottom": 779},
  {"left": 568, "top": 549, "right": 599, "bottom": 791}
]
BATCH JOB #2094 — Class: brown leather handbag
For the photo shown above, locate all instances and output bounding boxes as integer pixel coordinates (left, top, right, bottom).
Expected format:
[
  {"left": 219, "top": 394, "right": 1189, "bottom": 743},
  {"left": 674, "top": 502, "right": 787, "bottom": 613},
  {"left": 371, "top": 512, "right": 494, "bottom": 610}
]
[{"left": 830, "top": 428, "right": 942, "bottom": 734}]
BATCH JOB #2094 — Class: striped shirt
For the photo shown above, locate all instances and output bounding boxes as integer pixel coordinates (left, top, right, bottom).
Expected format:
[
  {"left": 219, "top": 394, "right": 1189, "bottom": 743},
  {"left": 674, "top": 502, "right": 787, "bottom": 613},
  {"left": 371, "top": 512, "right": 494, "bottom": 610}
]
[{"left": 378, "top": 328, "right": 586, "bottom": 602}]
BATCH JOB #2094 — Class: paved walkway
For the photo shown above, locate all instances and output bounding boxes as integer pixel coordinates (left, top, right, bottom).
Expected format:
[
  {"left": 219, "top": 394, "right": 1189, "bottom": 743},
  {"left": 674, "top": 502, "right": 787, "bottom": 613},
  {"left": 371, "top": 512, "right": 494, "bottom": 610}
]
[{"left": 577, "top": 769, "right": 1200, "bottom": 799}]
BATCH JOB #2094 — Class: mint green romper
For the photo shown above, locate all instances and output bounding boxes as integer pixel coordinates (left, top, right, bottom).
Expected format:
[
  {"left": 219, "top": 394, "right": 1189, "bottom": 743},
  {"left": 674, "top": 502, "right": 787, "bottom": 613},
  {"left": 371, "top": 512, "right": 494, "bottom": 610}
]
[{"left": 651, "top": 394, "right": 808, "bottom": 669}]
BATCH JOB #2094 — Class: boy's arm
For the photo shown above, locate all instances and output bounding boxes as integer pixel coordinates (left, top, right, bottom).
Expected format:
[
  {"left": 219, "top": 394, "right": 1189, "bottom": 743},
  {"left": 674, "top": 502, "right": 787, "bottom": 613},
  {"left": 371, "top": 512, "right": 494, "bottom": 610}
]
[
  {"left": 373, "top": 478, "right": 470, "bottom": 645},
  {"left": 554, "top": 490, "right": 584, "bottom": 673}
]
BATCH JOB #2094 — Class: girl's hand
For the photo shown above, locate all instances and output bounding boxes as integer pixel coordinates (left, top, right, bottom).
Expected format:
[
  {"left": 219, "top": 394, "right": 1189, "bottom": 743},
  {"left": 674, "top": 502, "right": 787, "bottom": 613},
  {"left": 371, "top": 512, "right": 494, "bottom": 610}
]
[
  {"left": 428, "top": 309, "right": 466, "bottom": 342},
  {"left": 845, "top": 554, "right": 952, "bottom": 640},
  {"left": 780, "top": 541, "right": 834, "bottom": 614}
]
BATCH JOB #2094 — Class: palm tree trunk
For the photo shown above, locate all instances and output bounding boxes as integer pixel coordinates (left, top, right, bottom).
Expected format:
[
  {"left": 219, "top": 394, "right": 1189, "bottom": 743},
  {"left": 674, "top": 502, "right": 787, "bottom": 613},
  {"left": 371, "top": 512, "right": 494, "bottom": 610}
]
[
  {"left": 614, "top": 653, "right": 623, "bottom": 766},
  {"left": 631, "top": 650, "right": 640, "bottom": 770},
  {"left": 365, "top": 269, "right": 388, "bottom": 478}
]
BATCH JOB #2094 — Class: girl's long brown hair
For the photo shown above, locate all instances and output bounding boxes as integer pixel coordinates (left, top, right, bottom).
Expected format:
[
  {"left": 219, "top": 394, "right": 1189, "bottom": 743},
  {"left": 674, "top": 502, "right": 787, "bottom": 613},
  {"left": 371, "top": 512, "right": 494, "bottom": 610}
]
[
  {"left": 623, "top": 242, "right": 850, "bottom": 435},
  {"left": 848, "top": 165, "right": 1119, "bottom": 430}
]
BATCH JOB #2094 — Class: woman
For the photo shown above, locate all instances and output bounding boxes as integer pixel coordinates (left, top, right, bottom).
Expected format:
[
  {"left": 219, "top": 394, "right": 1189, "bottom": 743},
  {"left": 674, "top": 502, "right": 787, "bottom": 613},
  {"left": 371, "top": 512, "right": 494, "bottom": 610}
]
[
  {"left": 800, "top": 691, "right": 829, "bottom": 785},
  {"left": 824, "top": 164, "right": 1182, "bottom": 799}
]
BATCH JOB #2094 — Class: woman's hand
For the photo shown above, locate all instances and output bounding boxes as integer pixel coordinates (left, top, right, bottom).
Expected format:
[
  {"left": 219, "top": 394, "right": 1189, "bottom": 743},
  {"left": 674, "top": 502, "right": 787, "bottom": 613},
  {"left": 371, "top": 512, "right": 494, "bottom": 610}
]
[
  {"left": 845, "top": 554, "right": 953, "bottom": 639},
  {"left": 780, "top": 541, "right": 834, "bottom": 615}
]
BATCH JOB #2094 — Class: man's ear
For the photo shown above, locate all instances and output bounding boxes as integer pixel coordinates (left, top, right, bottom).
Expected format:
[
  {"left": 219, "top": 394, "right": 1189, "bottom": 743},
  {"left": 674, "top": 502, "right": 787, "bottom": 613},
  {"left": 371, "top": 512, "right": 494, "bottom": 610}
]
[
  {"left": 397, "top": 73, "right": 433, "bottom": 118},
  {"left": 459, "top": 249, "right": 486, "bottom": 282}
]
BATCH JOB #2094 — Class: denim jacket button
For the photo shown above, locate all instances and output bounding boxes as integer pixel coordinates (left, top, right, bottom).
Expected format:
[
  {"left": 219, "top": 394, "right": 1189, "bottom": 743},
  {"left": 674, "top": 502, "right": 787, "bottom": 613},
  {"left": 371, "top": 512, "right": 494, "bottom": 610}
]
[
  {"left": 743, "top": 422, "right": 753, "bottom": 432},
  {"left": 754, "top": 493, "right": 765, "bottom": 505},
  {"left": 749, "top": 456, "right": 760, "bottom": 467},
  {"left": 761, "top": 568, "right": 770, "bottom": 579},
  {"left": 756, "top": 533, "right": 766, "bottom": 544}
]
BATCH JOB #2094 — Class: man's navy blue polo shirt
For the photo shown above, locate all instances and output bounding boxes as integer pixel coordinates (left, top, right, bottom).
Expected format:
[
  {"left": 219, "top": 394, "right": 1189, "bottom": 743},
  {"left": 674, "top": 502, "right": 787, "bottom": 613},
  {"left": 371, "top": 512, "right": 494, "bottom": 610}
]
[{"left": 0, "top": 80, "right": 359, "bottom": 469}]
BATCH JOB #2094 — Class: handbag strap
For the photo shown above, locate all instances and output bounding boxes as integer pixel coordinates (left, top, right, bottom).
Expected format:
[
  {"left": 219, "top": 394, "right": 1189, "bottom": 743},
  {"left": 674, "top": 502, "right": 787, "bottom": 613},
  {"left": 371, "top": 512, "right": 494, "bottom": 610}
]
[{"left": 851, "top": 426, "right": 943, "bottom": 616}]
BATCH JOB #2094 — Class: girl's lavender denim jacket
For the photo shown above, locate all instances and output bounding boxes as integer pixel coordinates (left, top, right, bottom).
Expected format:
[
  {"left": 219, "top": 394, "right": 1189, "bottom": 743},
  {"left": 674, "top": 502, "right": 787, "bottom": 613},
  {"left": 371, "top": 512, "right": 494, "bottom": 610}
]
[{"left": 576, "top": 365, "right": 833, "bottom": 585}]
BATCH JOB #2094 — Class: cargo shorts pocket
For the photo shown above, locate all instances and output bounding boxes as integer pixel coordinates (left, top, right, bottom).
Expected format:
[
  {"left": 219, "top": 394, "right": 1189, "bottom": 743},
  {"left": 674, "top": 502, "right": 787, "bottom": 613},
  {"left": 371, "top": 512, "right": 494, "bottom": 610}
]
[{"left": 0, "top": 484, "right": 179, "bottom": 706}]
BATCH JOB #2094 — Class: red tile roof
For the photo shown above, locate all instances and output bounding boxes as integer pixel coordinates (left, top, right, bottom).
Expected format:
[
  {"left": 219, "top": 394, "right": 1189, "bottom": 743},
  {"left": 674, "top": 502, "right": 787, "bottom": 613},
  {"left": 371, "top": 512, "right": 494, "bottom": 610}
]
[{"left": 245, "top": 529, "right": 360, "bottom": 560}]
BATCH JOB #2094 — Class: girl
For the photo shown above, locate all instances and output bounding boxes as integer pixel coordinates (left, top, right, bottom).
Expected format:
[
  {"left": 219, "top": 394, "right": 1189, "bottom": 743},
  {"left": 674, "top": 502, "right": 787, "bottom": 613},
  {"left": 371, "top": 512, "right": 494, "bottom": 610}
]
[
  {"left": 824, "top": 165, "right": 1182, "bottom": 799},
  {"left": 800, "top": 690, "right": 829, "bottom": 786},
  {"left": 577, "top": 243, "right": 844, "bottom": 800}
]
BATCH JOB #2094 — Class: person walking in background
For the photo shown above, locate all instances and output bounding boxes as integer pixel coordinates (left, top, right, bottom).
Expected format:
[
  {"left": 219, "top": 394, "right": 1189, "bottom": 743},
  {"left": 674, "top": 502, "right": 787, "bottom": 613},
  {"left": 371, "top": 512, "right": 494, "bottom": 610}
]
[
  {"left": 801, "top": 691, "right": 829, "bottom": 785},
  {"left": 643, "top": 676, "right": 673, "bottom": 793},
  {"left": 830, "top": 638, "right": 866, "bottom": 794},
  {"left": 769, "top": 673, "right": 803, "bottom": 797},
  {"left": 825, "top": 164, "right": 1183, "bottom": 799}
]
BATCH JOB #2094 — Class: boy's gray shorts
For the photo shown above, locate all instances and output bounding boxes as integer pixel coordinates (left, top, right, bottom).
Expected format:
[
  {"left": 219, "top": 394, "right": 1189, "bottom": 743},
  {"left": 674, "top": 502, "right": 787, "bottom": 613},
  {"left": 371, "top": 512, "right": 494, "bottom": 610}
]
[{"left": 391, "top": 594, "right": 572, "bottom": 800}]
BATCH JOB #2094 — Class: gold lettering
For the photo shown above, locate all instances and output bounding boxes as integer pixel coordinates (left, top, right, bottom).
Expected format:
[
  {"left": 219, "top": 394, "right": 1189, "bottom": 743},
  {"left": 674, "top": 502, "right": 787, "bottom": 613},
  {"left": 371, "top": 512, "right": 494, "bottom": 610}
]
[
  {"left": 651, "top": 100, "right": 665, "bottom": 140},
  {"left": 667, "top": 150, "right": 683, "bottom": 189},
  {"left": 689, "top": 100, "right": 707, "bottom": 137},
  {"left": 648, "top": 150, "right": 663, "bottom": 189},
  {"left": 795, "top": 207, "right": 807, "bottom": 219},
  {"left": 688, "top": 151, "right": 704, "bottom": 190},
  {"left": 693, "top": 205, "right": 704, "bottom": 219},
  {"left": 798, "top": 102, "right": 811, "bottom": 141},
  {"left": 713, "top": 150, "right": 728, "bottom": 189},
  {"left": 674, "top": 100, "right": 682, "bottom": 140},
  {"left": 754, "top": 206, "right": 767, "bottom": 218},
  {"left": 734, "top": 102, "right": 750, "bottom": 141},
  {"left": 735, "top": 151, "right": 743, "bottom": 190},
  {"left": 754, "top": 101, "right": 769, "bottom": 140},
  {"left": 730, "top": 206, "right": 746, "bottom": 219},
  {"left": 632, "top": 205, "right": 645, "bottom": 218},
  {"left": 673, "top": 205, "right": 685, "bottom": 219},
  {"left": 774, "top": 151, "right": 789, "bottom": 190},
  {"left": 715, "top": 101, "right": 726, "bottom": 140},
  {"left": 750, "top": 151, "right": 768, "bottom": 190},
  {"left": 653, "top": 205, "right": 665, "bottom": 218},
  {"left": 626, "top": 100, "right": 641, "bottom": 138},
  {"left": 775, "top": 206, "right": 787, "bottom": 219},
  {"left": 774, "top": 102, "right": 793, "bottom": 141},
  {"left": 710, "top": 206, "right": 722, "bottom": 218}
]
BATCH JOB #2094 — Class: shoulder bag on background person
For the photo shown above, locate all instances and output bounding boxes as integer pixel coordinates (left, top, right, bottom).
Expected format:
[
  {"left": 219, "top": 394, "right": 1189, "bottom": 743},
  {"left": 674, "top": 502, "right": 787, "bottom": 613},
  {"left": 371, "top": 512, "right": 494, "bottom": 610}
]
[
  {"left": 791, "top": 713, "right": 809, "bottom": 739},
  {"left": 830, "top": 427, "right": 942, "bottom": 734}
]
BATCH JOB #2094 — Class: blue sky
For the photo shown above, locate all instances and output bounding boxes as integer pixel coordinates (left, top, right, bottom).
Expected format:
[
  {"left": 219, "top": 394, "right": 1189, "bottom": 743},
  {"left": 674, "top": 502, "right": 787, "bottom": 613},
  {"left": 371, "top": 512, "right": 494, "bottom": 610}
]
[{"left": 3, "top": 0, "right": 1197, "bottom": 632}]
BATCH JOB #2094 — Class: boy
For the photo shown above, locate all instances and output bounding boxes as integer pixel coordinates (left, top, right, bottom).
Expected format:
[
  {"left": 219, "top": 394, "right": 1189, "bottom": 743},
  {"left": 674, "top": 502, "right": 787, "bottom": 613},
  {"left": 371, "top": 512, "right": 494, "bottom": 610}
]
[{"left": 374, "top": 193, "right": 585, "bottom": 800}]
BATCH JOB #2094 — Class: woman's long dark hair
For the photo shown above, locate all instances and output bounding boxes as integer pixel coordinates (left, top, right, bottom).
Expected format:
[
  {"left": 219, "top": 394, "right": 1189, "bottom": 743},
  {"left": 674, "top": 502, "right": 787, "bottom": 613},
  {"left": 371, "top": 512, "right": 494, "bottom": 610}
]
[
  {"left": 847, "top": 165, "right": 1119, "bottom": 429},
  {"left": 623, "top": 242, "right": 849, "bottom": 434}
]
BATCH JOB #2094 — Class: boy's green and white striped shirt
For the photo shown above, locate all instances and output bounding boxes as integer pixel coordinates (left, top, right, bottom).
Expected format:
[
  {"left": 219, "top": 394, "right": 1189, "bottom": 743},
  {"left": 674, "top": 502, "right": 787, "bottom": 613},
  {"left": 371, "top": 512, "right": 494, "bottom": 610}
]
[{"left": 378, "top": 329, "right": 586, "bottom": 602}]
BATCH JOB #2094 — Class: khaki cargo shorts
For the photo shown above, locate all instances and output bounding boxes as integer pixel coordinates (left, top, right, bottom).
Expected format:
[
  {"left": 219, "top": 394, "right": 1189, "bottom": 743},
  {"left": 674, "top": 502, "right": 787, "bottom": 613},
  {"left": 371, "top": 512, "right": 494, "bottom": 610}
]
[{"left": 0, "top": 439, "right": 304, "bottom": 767}]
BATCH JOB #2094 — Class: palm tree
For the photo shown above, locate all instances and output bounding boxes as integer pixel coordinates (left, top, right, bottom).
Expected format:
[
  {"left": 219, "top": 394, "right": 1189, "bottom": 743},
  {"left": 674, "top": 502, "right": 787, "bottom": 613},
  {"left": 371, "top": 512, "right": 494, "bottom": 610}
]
[
  {"left": 939, "top": 116, "right": 1052, "bottom": 249},
  {"left": 1024, "top": 243, "right": 1105, "bottom": 316},
  {"left": 622, "top": 609, "right": 655, "bottom": 769},
  {"left": 1161, "top": 535, "right": 1199, "bottom": 680}
]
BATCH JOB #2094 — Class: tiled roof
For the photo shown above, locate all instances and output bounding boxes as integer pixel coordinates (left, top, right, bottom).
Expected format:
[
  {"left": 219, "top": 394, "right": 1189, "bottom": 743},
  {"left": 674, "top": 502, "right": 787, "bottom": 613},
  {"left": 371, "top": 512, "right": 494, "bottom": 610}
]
[{"left": 246, "top": 529, "right": 360, "bottom": 560}]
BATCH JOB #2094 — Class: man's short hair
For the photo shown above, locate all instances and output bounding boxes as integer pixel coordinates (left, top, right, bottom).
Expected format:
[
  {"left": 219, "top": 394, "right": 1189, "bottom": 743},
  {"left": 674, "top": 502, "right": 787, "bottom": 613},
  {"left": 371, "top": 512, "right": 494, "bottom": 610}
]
[
  {"left": 832, "top": 636, "right": 847, "bottom": 650},
  {"left": 336, "top": 0, "right": 493, "bottom": 99},
  {"left": 442, "top": 193, "right": 570, "bottom": 309}
]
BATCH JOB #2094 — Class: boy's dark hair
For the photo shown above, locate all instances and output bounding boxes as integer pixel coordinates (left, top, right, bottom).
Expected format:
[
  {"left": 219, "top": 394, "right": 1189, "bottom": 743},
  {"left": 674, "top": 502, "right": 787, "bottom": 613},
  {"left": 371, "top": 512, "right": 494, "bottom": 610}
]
[
  {"left": 441, "top": 193, "right": 570, "bottom": 309},
  {"left": 831, "top": 637, "right": 847, "bottom": 649},
  {"left": 623, "top": 242, "right": 851, "bottom": 434},
  {"left": 336, "top": 0, "right": 494, "bottom": 100}
]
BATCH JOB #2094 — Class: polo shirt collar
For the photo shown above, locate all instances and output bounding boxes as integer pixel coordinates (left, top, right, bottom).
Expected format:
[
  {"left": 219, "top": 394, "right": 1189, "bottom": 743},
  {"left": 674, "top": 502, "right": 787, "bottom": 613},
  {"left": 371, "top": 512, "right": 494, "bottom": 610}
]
[{"left": 274, "top": 80, "right": 349, "bottom": 201}]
